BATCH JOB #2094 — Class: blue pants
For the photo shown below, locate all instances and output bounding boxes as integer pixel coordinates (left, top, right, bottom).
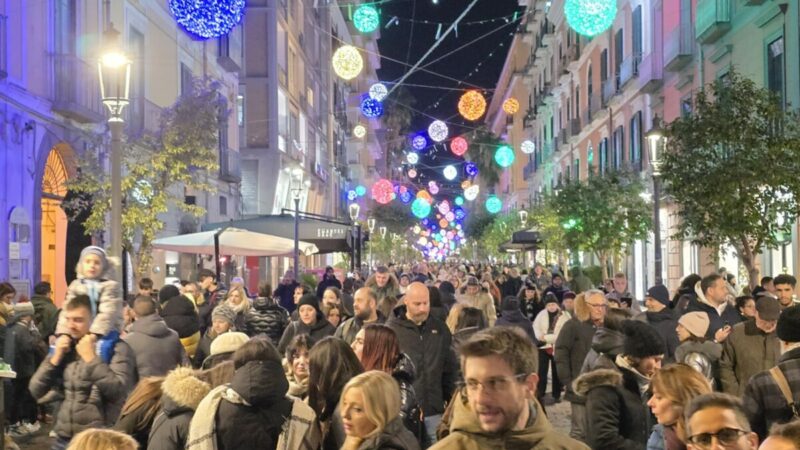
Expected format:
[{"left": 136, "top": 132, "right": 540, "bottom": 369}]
[{"left": 424, "top": 414, "right": 442, "bottom": 447}]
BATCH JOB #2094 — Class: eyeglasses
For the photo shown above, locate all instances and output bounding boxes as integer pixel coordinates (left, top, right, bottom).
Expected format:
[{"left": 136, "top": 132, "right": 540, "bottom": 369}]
[
  {"left": 586, "top": 302, "right": 608, "bottom": 309},
  {"left": 459, "top": 373, "right": 528, "bottom": 396},
  {"left": 687, "top": 428, "right": 748, "bottom": 448}
]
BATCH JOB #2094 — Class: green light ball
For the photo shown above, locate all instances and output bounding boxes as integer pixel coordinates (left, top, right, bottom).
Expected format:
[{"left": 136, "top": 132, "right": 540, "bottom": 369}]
[
  {"left": 353, "top": 5, "right": 380, "bottom": 33},
  {"left": 494, "top": 145, "right": 515, "bottom": 168},
  {"left": 485, "top": 196, "right": 502, "bottom": 214},
  {"left": 565, "top": 0, "right": 616, "bottom": 37}
]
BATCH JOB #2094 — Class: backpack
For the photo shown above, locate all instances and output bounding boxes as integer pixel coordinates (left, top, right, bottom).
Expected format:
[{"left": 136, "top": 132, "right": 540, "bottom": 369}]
[{"left": 769, "top": 366, "right": 800, "bottom": 419}]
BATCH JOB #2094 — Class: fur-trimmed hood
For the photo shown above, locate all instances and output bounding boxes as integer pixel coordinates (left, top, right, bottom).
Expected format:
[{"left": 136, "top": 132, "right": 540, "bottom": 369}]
[
  {"left": 572, "top": 368, "right": 623, "bottom": 397},
  {"left": 161, "top": 367, "right": 211, "bottom": 415}
]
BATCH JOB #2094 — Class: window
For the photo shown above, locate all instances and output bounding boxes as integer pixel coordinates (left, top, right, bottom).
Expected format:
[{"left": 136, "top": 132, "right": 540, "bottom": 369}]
[
  {"left": 599, "top": 137, "right": 609, "bottom": 175},
  {"left": 630, "top": 112, "right": 643, "bottom": 170},
  {"left": 767, "top": 36, "right": 785, "bottom": 107},
  {"left": 278, "top": 89, "right": 288, "bottom": 138},
  {"left": 600, "top": 49, "right": 608, "bottom": 82},
  {"left": 128, "top": 27, "right": 145, "bottom": 132},
  {"left": 218, "top": 93, "right": 229, "bottom": 160},
  {"left": 681, "top": 95, "right": 693, "bottom": 117},
  {"left": 180, "top": 63, "right": 193, "bottom": 96},
  {"left": 613, "top": 126, "right": 625, "bottom": 169},
  {"left": 614, "top": 29, "right": 624, "bottom": 81},
  {"left": 55, "top": 0, "right": 77, "bottom": 54},
  {"left": 219, "top": 196, "right": 228, "bottom": 216},
  {"left": 575, "top": 87, "right": 580, "bottom": 121},
  {"left": 632, "top": 6, "right": 643, "bottom": 59},
  {"left": 237, "top": 94, "right": 244, "bottom": 127},
  {"left": 574, "top": 157, "right": 580, "bottom": 180},
  {"left": 587, "top": 65, "right": 593, "bottom": 104}
]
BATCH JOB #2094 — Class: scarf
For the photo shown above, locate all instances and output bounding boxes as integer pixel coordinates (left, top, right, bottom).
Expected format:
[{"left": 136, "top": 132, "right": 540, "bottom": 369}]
[
  {"left": 84, "top": 279, "right": 101, "bottom": 316},
  {"left": 187, "top": 385, "right": 250, "bottom": 450},
  {"left": 615, "top": 354, "right": 652, "bottom": 395}
]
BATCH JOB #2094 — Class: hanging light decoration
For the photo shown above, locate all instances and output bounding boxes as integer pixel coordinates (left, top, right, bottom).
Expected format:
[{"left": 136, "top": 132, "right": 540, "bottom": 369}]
[
  {"left": 347, "top": 190, "right": 357, "bottom": 201},
  {"left": 368, "top": 82, "right": 388, "bottom": 101},
  {"left": 353, "top": 4, "right": 380, "bottom": 33},
  {"left": 408, "top": 168, "right": 418, "bottom": 178},
  {"left": 169, "top": 0, "right": 246, "bottom": 39},
  {"left": 494, "top": 145, "right": 515, "bottom": 168},
  {"left": 521, "top": 140, "right": 536, "bottom": 154},
  {"left": 565, "top": 0, "right": 617, "bottom": 37},
  {"left": 458, "top": 90, "right": 487, "bottom": 121},
  {"left": 399, "top": 190, "right": 413, "bottom": 203},
  {"left": 443, "top": 165, "right": 457, "bottom": 181},
  {"left": 371, "top": 179, "right": 394, "bottom": 205},
  {"left": 355, "top": 185, "right": 367, "bottom": 197},
  {"left": 412, "top": 198, "right": 432, "bottom": 219},
  {"left": 485, "top": 195, "right": 503, "bottom": 214},
  {"left": 360, "top": 95, "right": 383, "bottom": 118},
  {"left": 332, "top": 45, "right": 363, "bottom": 80},
  {"left": 455, "top": 196, "right": 464, "bottom": 206},
  {"left": 438, "top": 200, "right": 451, "bottom": 215},
  {"left": 464, "top": 184, "right": 480, "bottom": 201},
  {"left": 353, "top": 124, "right": 366, "bottom": 138},
  {"left": 502, "top": 98, "right": 520, "bottom": 115},
  {"left": 406, "top": 152, "right": 419, "bottom": 165},
  {"left": 454, "top": 207, "right": 467, "bottom": 220},
  {"left": 412, "top": 135, "right": 427, "bottom": 151},
  {"left": 428, "top": 180, "right": 440, "bottom": 195},
  {"left": 428, "top": 120, "right": 449, "bottom": 142},
  {"left": 464, "top": 161, "right": 479, "bottom": 178},
  {"left": 450, "top": 136, "right": 468, "bottom": 156},
  {"left": 416, "top": 190, "right": 433, "bottom": 204}
]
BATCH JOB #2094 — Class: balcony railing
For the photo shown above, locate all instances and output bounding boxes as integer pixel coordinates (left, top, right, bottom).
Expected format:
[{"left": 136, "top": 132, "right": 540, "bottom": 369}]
[
  {"left": 619, "top": 53, "right": 642, "bottom": 88},
  {"left": 638, "top": 49, "right": 664, "bottom": 93},
  {"left": 588, "top": 92, "right": 603, "bottom": 119},
  {"left": 664, "top": 22, "right": 694, "bottom": 71},
  {"left": 219, "top": 148, "right": 242, "bottom": 183},
  {"left": 52, "top": 54, "right": 104, "bottom": 123},
  {"left": 569, "top": 118, "right": 582, "bottom": 137},
  {"left": 696, "top": 0, "right": 731, "bottom": 44},
  {"left": 602, "top": 76, "right": 618, "bottom": 105}
]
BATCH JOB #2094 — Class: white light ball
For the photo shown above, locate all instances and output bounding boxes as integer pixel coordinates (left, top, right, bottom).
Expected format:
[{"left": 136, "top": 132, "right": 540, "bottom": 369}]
[
  {"left": 521, "top": 140, "right": 536, "bottom": 154},
  {"left": 369, "top": 83, "right": 388, "bottom": 101},
  {"left": 443, "top": 165, "right": 457, "bottom": 180},
  {"left": 407, "top": 152, "right": 419, "bottom": 165},
  {"left": 428, "top": 120, "right": 449, "bottom": 143}
]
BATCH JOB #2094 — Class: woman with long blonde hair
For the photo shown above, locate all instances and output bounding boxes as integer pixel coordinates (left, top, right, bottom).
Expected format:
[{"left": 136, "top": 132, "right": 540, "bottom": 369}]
[
  {"left": 646, "top": 363, "right": 713, "bottom": 449},
  {"left": 340, "top": 371, "right": 421, "bottom": 450},
  {"left": 66, "top": 428, "right": 138, "bottom": 450},
  {"left": 224, "top": 285, "right": 250, "bottom": 330},
  {"left": 113, "top": 376, "right": 165, "bottom": 448}
]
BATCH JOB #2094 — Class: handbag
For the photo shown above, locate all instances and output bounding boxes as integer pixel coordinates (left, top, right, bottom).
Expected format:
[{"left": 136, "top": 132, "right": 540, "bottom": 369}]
[{"left": 769, "top": 366, "right": 800, "bottom": 419}]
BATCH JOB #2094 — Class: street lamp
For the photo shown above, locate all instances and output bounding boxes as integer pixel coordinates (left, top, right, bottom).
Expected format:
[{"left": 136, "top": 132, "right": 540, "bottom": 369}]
[
  {"left": 98, "top": 31, "right": 131, "bottom": 267},
  {"left": 646, "top": 115, "right": 666, "bottom": 285},
  {"left": 379, "top": 226, "right": 387, "bottom": 239},
  {"left": 518, "top": 210, "right": 529, "bottom": 267},
  {"left": 367, "top": 217, "right": 376, "bottom": 269},
  {"left": 287, "top": 166, "right": 308, "bottom": 280},
  {"left": 348, "top": 203, "right": 360, "bottom": 272}
]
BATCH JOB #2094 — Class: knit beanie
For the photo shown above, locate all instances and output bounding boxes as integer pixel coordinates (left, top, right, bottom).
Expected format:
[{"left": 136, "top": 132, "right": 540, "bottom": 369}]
[
  {"left": 777, "top": 305, "right": 800, "bottom": 343},
  {"left": 562, "top": 290, "right": 576, "bottom": 301},
  {"left": 678, "top": 312, "right": 710, "bottom": 339},
  {"left": 13, "top": 302, "right": 35, "bottom": 319},
  {"left": 501, "top": 296, "right": 521, "bottom": 311},
  {"left": 646, "top": 285, "right": 670, "bottom": 306},
  {"left": 212, "top": 304, "right": 237, "bottom": 327},
  {"left": 544, "top": 293, "right": 559, "bottom": 305},
  {"left": 210, "top": 332, "right": 250, "bottom": 356},
  {"left": 622, "top": 320, "right": 666, "bottom": 358},
  {"left": 297, "top": 293, "right": 320, "bottom": 313},
  {"left": 159, "top": 285, "right": 181, "bottom": 304},
  {"left": 79, "top": 246, "right": 109, "bottom": 275}
]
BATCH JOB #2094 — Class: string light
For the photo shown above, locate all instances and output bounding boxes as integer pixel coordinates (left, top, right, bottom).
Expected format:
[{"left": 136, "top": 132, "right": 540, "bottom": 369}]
[
  {"left": 371, "top": 179, "right": 394, "bottom": 204},
  {"left": 360, "top": 96, "right": 384, "bottom": 118},
  {"left": 450, "top": 136, "right": 468, "bottom": 156},
  {"left": 502, "top": 98, "right": 520, "bottom": 114},
  {"left": 169, "top": 0, "right": 245, "bottom": 39},
  {"left": 353, "top": 4, "right": 380, "bottom": 33},
  {"left": 428, "top": 120, "right": 449, "bottom": 142},
  {"left": 458, "top": 90, "right": 487, "bottom": 121},
  {"left": 332, "top": 45, "right": 363, "bottom": 80},
  {"left": 455, "top": 196, "right": 464, "bottom": 206},
  {"left": 486, "top": 195, "right": 503, "bottom": 214},
  {"left": 412, "top": 135, "right": 428, "bottom": 151},
  {"left": 353, "top": 124, "right": 366, "bottom": 138},
  {"left": 443, "top": 165, "right": 457, "bottom": 180},
  {"left": 406, "top": 152, "right": 419, "bottom": 164},
  {"left": 369, "top": 83, "right": 388, "bottom": 101},
  {"left": 565, "top": 0, "right": 617, "bottom": 36},
  {"left": 494, "top": 145, "right": 515, "bottom": 168},
  {"left": 521, "top": 140, "right": 535, "bottom": 154}
]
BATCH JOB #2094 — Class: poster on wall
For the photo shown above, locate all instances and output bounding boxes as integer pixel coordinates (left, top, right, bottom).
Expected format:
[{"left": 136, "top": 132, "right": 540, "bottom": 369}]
[{"left": 9, "top": 279, "right": 30, "bottom": 302}]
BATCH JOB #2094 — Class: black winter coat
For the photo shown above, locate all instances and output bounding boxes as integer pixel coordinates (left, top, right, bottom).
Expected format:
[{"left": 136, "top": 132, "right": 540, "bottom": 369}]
[
  {"left": 316, "top": 276, "right": 342, "bottom": 300},
  {"left": 334, "top": 311, "right": 386, "bottom": 345},
  {"left": 246, "top": 297, "right": 290, "bottom": 345},
  {"left": 554, "top": 318, "right": 597, "bottom": 402},
  {"left": 393, "top": 353, "right": 423, "bottom": 443},
  {"left": 386, "top": 306, "right": 460, "bottom": 416},
  {"left": 161, "top": 296, "right": 200, "bottom": 339},
  {"left": 216, "top": 360, "right": 293, "bottom": 450},
  {"left": 4, "top": 318, "right": 39, "bottom": 378},
  {"left": 277, "top": 313, "right": 336, "bottom": 354},
  {"left": 635, "top": 309, "right": 679, "bottom": 363},
  {"left": 683, "top": 295, "right": 742, "bottom": 339},
  {"left": 495, "top": 308, "right": 536, "bottom": 342},
  {"left": 148, "top": 367, "right": 211, "bottom": 450},
  {"left": 355, "top": 416, "right": 422, "bottom": 450},
  {"left": 501, "top": 277, "right": 523, "bottom": 298},
  {"left": 193, "top": 330, "right": 214, "bottom": 369},
  {"left": 273, "top": 282, "right": 299, "bottom": 313}
]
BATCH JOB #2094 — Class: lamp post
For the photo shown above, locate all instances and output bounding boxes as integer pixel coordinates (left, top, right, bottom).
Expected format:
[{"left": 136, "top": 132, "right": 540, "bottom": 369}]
[
  {"left": 348, "top": 203, "right": 360, "bottom": 272},
  {"left": 646, "top": 115, "right": 666, "bottom": 286},
  {"left": 367, "top": 217, "right": 376, "bottom": 269},
  {"left": 98, "top": 33, "right": 131, "bottom": 269},
  {"left": 518, "top": 210, "right": 529, "bottom": 267},
  {"left": 287, "top": 167, "right": 308, "bottom": 280}
]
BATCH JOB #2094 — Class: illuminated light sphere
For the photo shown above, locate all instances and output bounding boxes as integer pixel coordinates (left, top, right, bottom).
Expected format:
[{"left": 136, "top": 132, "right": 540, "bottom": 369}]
[
  {"left": 564, "top": 0, "right": 617, "bottom": 37},
  {"left": 485, "top": 195, "right": 503, "bottom": 214},
  {"left": 461, "top": 180, "right": 472, "bottom": 189},
  {"left": 406, "top": 152, "right": 419, "bottom": 165},
  {"left": 464, "top": 162, "right": 479, "bottom": 178},
  {"left": 445, "top": 212, "right": 455, "bottom": 222},
  {"left": 399, "top": 185, "right": 408, "bottom": 194},
  {"left": 450, "top": 136, "right": 468, "bottom": 156},
  {"left": 371, "top": 179, "right": 394, "bottom": 205},
  {"left": 501, "top": 99, "right": 519, "bottom": 116},
  {"left": 360, "top": 96, "right": 384, "bottom": 118},
  {"left": 439, "top": 219, "right": 449, "bottom": 228},
  {"left": 355, "top": 185, "right": 367, "bottom": 197},
  {"left": 494, "top": 145, "right": 515, "bottom": 168},
  {"left": 368, "top": 83, "right": 388, "bottom": 101},
  {"left": 428, "top": 181, "right": 440, "bottom": 195},
  {"left": 438, "top": 201, "right": 450, "bottom": 215},
  {"left": 443, "top": 165, "right": 458, "bottom": 181},
  {"left": 428, "top": 120, "right": 449, "bottom": 143},
  {"left": 412, "top": 198, "right": 432, "bottom": 219},
  {"left": 399, "top": 190, "right": 413, "bottom": 203},
  {"left": 458, "top": 90, "right": 487, "bottom": 121},
  {"left": 353, "top": 124, "right": 366, "bottom": 138},
  {"left": 413, "top": 225, "right": 421, "bottom": 234},
  {"left": 521, "top": 140, "right": 536, "bottom": 154},
  {"left": 454, "top": 207, "right": 467, "bottom": 220},
  {"left": 464, "top": 184, "right": 480, "bottom": 201},
  {"left": 347, "top": 190, "right": 357, "bottom": 201},
  {"left": 332, "top": 45, "right": 363, "bottom": 80},
  {"left": 408, "top": 168, "right": 418, "bottom": 178},
  {"left": 455, "top": 196, "right": 464, "bottom": 206},
  {"left": 412, "top": 135, "right": 427, "bottom": 151},
  {"left": 416, "top": 190, "right": 433, "bottom": 204},
  {"left": 169, "top": 0, "right": 245, "bottom": 39},
  {"left": 353, "top": 4, "right": 380, "bottom": 33}
]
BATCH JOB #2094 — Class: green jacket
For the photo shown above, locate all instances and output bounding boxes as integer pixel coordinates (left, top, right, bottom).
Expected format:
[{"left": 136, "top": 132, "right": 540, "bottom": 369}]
[{"left": 31, "top": 295, "right": 59, "bottom": 341}]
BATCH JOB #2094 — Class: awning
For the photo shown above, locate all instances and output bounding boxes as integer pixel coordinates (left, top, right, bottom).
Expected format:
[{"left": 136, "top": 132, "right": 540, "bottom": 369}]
[
  {"left": 202, "top": 214, "right": 355, "bottom": 254},
  {"left": 153, "top": 227, "right": 318, "bottom": 257},
  {"left": 499, "top": 229, "right": 542, "bottom": 252}
]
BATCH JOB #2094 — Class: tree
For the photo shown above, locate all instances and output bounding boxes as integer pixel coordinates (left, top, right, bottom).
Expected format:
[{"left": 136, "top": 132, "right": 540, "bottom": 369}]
[
  {"left": 66, "top": 79, "right": 226, "bottom": 280},
  {"left": 368, "top": 201, "right": 417, "bottom": 236},
  {"left": 549, "top": 170, "right": 652, "bottom": 279},
  {"left": 528, "top": 201, "right": 568, "bottom": 266},
  {"left": 661, "top": 71, "right": 800, "bottom": 288},
  {"left": 465, "top": 127, "right": 504, "bottom": 188}
]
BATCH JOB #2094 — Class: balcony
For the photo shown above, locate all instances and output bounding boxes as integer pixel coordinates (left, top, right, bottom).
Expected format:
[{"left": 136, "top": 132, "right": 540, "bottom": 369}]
[
  {"left": 602, "top": 76, "right": 618, "bottom": 105},
  {"left": 664, "top": 23, "right": 694, "bottom": 71},
  {"left": 569, "top": 118, "right": 582, "bottom": 137},
  {"left": 217, "top": 35, "right": 241, "bottom": 73},
  {"left": 523, "top": 161, "right": 536, "bottom": 180},
  {"left": 588, "top": 92, "right": 604, "bottom": 119},
  {"left": 619, "top": 53, "right": 641, "bottom": 88},
  {"left": 51, "top": 54, "right": 105, "bottom": 123},
  {"left": 219, "top": 148, "right": 242, "bottom": 183},
  {"left": 696, "top": 0, "right": 731, "bottom": 44},
  {"left": 638, "top": 49, "right": 664, "bottom": 93}
]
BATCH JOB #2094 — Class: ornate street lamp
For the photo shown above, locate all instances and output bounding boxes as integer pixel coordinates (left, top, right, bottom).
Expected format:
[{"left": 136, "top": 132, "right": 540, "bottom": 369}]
[
  {"left": 287, "top": 167, "right": 308, "bottom": 280},
  {"left": 349, "top": 203, "right": 361, "bottom": 272},
  {"left": 646, "top": 115, "right": 666, "bottom": 285}
]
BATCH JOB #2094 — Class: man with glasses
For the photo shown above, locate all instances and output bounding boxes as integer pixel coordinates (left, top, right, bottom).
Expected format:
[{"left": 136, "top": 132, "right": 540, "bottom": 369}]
[
  {"left": 555, "top": 289, "right": 607, "bottom": 441},
  {"left": 430, "top": 327, "right": 587, "bottom": 449},
  {"left": 685, "top": 393, "right": 758, "bottom": 450}
]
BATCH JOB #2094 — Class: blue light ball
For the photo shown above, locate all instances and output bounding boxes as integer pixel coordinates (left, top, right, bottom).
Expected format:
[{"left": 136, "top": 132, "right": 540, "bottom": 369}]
[
  {"left": 347, "top": 190, "right": 357, "bottom": 201},
  {"left": 169, "top": 0, "right": 246, "bottom": 39},
  {"left": 464, "top": 162, "right": 479, "bottom": 177},
  {"left": 412, "top": 135, "right": 427, "bottom": 151},
  {"left": 494, "top": 145, "right": 515, "bottom": 168},
  {"left": 360, "top": 96, "right": 384, "bottom": 118},
  {"left": 399, "top": 191, "right": 413, "bottom": 204}
]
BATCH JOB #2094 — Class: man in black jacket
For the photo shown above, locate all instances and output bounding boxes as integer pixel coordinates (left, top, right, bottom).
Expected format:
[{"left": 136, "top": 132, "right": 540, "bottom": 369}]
[
  {"left": 335, "top": 287, "right": 384, "bottom": 345},
  {"left": 387, "top": 282, "right": 459, "bottom": 446},
  {"left": 636, "top": 284, "right": 679, "bottom": 363},
  {"left": 684, "top": 273, "right": 740, "bottom": 343},
  {"left": 315, "top": 266, "right": 342, "bottom": 300}
]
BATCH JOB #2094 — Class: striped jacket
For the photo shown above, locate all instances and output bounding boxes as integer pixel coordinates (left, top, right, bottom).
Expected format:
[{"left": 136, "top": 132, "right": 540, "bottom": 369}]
[{"left": 742, "top": 347, "right": 800, "bottom": 440}]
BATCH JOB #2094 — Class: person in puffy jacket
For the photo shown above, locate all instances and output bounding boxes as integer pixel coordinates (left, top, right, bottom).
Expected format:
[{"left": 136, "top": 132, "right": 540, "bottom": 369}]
[
  {"left": 495, "top": 296, "right": 535, "bottom": 342},
  {"left": 193, "top": 304, "right": 237, "bottom": 368},
  {"left": 125, "top": 295, "right": 188, "bottom": 377},
  {"left": 246, "top": 283, "right": 290, "bottom": 345},
  {"left": 675, "top": 311, "right": 722, "bottom": 385},
  {"left": 147, "top": 367, "right": 211, "bottom": 450},
  {"left": 533, "top": 294, "right": 570, "bottom": 402},
  {"left": 277, "top": 294, "right": 336, "bottom": 354},
  {"left": 161, "top": 294, "right": 201, "bottom": 360}
]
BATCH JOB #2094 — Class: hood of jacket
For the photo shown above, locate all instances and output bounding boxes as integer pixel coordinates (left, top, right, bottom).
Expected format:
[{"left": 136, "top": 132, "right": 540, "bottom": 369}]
[
  {"left": 252, "top": 296, "right": 282, "bottom": 312},
  {"left": 129, "top": 314, "right": 173, "bottom": 338},
  {"left": 229, "top": 360, "right": 289, "bottom": 407},
  {"left": 573, "top": 368, "right": 623, "bottom": 397},
  {"left": 366, "top": 273, "right": 400, "bottom": 293},
  {"left": 499, "top": 307, "right": 529, "bottom": 324},
  {"left": 392, "top": 352, "right": 416, "bottom": 384},
  {"left": 161, "top": 295, "right": 197, "bottom": 317},
  {"left": 590, "top": 327, "right": 625, "bottom": 357},
  {"left": 645, "top": 308, "right": 677, "bottom": 324},
  {"left": 694, "top": 282, "right": 720, "bottom": 309},
  {"left": 161, "top": 367, "right": 211, "bottom": 416},
  {"left": 678, "top": 340, "right": 723, "bottom": 360}
]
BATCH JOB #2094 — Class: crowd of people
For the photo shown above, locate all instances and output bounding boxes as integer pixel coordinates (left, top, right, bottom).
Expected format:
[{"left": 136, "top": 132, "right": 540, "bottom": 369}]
[{"left": 2, "top": 246, "right": 800, "bottom": 449}]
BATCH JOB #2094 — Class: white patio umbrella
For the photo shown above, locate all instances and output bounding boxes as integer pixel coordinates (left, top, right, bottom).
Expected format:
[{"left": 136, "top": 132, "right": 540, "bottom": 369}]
[{"left": 152, "top": 227, "right": 318, "bottom": 257}]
